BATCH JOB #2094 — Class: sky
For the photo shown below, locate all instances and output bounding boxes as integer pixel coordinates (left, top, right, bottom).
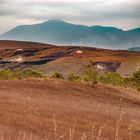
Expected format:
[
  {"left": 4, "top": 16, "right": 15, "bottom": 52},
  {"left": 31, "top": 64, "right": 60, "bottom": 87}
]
[{"left": 0, "top": 0, "right": 140, "bottom": 34}]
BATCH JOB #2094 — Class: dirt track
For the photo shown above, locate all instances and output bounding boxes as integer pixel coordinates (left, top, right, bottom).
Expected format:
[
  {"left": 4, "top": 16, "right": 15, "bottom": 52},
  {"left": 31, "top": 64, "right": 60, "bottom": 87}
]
[{"left": 0, "top": 79, "right": 140, "bottom": 140}]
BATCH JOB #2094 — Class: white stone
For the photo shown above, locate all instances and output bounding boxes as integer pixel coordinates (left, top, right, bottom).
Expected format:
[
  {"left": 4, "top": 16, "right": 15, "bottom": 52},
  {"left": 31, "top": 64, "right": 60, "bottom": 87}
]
[
  {"left": 16, "top": 49, "right": 23, "bottom": 51},
  {"left": 75, "top": 50, "right": 83, "bottom": 54},
  {"left": 96, "top": 64, "right": 104, "bottom": 70},
  {"left": 16, "top": 56, "right": 23, "bottom": 62},
  {"left": 9, "top": 56, "right": 23, "bottom": 63}
]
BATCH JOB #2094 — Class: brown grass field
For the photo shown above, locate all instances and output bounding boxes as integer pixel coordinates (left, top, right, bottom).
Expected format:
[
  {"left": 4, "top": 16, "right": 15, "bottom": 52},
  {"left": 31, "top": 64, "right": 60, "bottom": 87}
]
[{"left": 0, "top": 79, "right": 140, "bottom": 140}]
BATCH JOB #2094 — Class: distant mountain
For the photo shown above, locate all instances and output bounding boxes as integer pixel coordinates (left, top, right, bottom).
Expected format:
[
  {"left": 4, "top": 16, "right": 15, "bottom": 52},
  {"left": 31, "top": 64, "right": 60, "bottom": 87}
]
[
  {"left": 127, "top": 47, "right": 140, "bottom": 52},
  {"left": 0, "top": 20, "right": 140, "bottom": 49}
]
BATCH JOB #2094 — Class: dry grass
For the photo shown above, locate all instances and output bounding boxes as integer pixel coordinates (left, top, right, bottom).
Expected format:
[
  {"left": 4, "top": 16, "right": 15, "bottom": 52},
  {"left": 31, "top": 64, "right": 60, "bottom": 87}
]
[
  {"left": 0, "top": 79, "right": 140, "bottom": 140},
  {"left": 0, "top": 125, "right": 39, "bottom": 140},
  {"left": 0, "top": 114, "right": 138, "bottom": 140}
]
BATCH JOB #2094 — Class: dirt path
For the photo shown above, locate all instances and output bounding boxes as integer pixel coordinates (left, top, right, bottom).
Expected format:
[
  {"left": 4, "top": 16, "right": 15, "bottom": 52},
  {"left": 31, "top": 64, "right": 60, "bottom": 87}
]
[{"left": 0, "top": 79, "right": 140, "bottom": 140}]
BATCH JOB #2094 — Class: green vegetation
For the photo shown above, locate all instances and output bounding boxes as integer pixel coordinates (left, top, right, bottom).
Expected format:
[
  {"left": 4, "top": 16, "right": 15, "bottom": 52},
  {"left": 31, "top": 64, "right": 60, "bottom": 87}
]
[
  {"left": 99, "top": 70, "right": 140, "bottom": 91},
  {"left": 83, "top": 68, "right": 98, "bottom": 86},
  {"left": 0, "top": 69, "right": 45, "bottom": 80},
  {"left": 22, "top": 69, "right": 45, "bottom": 78},
  {"left": 123, "top": 77, "right": 134, "bottom": 87},
  {"left": 132, "top": 69, "right": 140, "bottom": 91},
  {"left": 133, "top": 69, "right": 140, "bottom": 83},
  {"left": 68, "top": 73, "right": 82, "bottom": 82},
  {"left": 51, "top": 72, "right": 64, "bottom": 79},
  {"left": 100, "top": 72, "right": 124, "bottom": 86},
  {"left": 122, "top": 69, "right": 140, "bottom": 91},
  {"left": 82, "top": 65, "right": 140, "bottom": 91},
  {"left": 0, "top": 67, "right": 139, "bottom": 91},
  {"left": 0, "top": 69, "right": 16, "bottom": 80}
]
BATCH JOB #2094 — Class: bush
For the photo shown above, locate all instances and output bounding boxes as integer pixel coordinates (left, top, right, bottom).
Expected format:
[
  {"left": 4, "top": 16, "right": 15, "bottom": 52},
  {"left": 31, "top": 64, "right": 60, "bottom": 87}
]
[
  {"left": 68, "top": 73, "right": 82, "bottom": 82},
  {"left": 22, "top": 69, "right": 45, "bottom": 78},
  {"left": 83, "top": 68, "right": 98, "bottom": 86},
  {"left": 0, "top": 69, "right": 46, "bottom": 80},
  {"left": 51, "top": 72, "right": 64, "bottom": 79},
  {"left": 12, "top": 69, "right": 23, "bottom": 79},
  {"left": 0, "top": 69, "right": 23, "bottom": 80},
  {"left": 134, "top": 83, "right": 140, "bottom": 91},
  {"left": 132, "top": 69, "right": 140, "bottom": 91},
  {"left": 123, "top": 77, "right": 134, "bottom": 87},
  {"left": 100, "top": 72, "right": 124, "bottom": 86},
  {"left": 133, "top": 69, "right": 140, "bottom": 83},
  {"left": 0, "top": 70, "right": 15, "bottom": 80}
]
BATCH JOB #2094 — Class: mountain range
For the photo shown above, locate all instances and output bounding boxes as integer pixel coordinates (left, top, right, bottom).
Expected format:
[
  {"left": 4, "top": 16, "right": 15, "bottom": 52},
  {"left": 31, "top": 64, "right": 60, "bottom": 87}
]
[{"left": 0, "top": 20, "right": 140, "bottom": 49}]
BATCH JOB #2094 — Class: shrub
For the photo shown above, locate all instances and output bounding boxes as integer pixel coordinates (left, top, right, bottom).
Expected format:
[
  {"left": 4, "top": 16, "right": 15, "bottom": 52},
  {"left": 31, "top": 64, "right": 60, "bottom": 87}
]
[
  {"left": 0, "top": 69, "right": 15, "bottom": 80},
  {"left": 134, "top": 83, "right": 140, "bottom": 91},
  {"left": 132, "top": 69, "right": 140, "bottom": 91},
  {"left": 12, "top": 69, "right": 23, "bottom": 79},
  {"left": 123, "top": 77, "right": 134, "bottom": 87},
  {"left": 22, "top": 69, "right": 45, "bottom": 78},
  {"left": 100, "top": 72, "right": 124, "bottom": 86},
  {"left": 51, "top": 72, "right": 64, "bottom": 79},
  {"left": 68, "top": 73, "right": 82, "bottom": 82},
  {"left": 0, "top": 69, "right": 26, "bottom": 80},
  {"left": 133, "top": 69, "right": 140, "bottom": 83},
  {"left": 83, "top": 68, "right": 98, "bottom": 86},
  {"left": 0, "top": 69, "right": 46, "bottom": 80}
]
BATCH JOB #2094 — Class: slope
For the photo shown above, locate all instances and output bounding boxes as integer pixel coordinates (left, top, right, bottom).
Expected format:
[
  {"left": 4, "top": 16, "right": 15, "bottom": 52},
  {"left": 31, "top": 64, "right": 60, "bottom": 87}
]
[{"left": 0, "top": 79, "right": 140, "bottom": 139}]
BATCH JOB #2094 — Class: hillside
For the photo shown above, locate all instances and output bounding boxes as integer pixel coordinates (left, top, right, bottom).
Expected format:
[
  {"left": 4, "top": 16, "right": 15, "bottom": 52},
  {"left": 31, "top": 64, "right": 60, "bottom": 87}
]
[
  {"left": 0, "top": 40, "right": 140, "bottom": 76},
  {"left": 0, "top": 79, "right": 140, "bottom": 139},
  {"left": 0, "top": 20, "right": 140, "bottom": 49},
  {"left": 0, "top": 40, "right": 140, "bottom": 139}
]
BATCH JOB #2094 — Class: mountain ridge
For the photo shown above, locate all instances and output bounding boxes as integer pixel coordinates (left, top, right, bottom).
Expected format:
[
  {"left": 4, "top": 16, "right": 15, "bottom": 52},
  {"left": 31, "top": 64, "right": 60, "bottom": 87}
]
[{"left": 0, "top": 20, "right": 140, "bottom": 49}]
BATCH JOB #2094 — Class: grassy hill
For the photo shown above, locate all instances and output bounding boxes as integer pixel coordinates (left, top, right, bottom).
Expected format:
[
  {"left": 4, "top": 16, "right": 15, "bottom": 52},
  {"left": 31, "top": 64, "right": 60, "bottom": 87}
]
[
  {"left": 0, "top": 79, "right": 140, "bottom": 140},
  {"left": 0, "top": 40, "right": 140, "bottom": 76},
  {"left": 0, "top": 40, "right": 140, "bottom": 139}
]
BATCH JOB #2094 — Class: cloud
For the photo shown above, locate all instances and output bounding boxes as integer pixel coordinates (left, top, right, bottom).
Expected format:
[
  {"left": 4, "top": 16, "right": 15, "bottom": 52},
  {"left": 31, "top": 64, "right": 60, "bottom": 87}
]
[
  {"left": 0, "top": 0, "right": 6, "bottom": 3},
  {"left": 0, "top": 0, "right": 140, "bottom": 33}
]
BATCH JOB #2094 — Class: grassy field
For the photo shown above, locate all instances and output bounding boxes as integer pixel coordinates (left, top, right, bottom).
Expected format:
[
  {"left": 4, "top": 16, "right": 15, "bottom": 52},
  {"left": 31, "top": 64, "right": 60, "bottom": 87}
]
[{"left": 0, "top": 79, "right": 140, "bottom": 140}]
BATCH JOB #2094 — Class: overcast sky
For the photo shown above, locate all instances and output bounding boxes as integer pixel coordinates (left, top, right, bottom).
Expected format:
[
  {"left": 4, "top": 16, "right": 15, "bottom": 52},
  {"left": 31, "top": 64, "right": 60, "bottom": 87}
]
[{"left": 0, "top": 0, "right": 140, "bottom": 34}]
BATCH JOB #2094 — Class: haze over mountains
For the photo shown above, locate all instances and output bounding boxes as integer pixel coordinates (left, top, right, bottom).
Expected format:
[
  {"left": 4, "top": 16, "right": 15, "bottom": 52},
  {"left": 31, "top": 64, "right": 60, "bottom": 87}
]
[{"left": 0, "top": 20, "right": 140, "bottom": 50}]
